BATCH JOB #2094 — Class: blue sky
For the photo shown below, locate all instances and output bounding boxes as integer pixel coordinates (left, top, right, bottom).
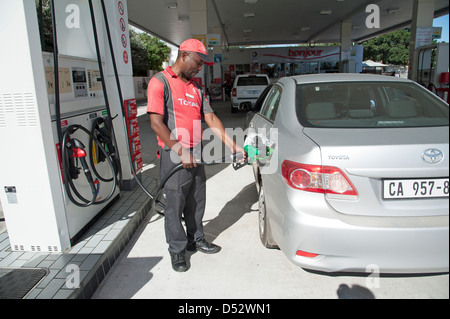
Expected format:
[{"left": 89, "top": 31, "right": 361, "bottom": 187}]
[{"left": 434, "top": 14, "right": 449, "bottom": 42}]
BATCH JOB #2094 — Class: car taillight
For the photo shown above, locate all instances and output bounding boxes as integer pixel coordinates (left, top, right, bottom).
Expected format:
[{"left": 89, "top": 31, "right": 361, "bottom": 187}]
[
  {"left": 281, "top": 160, "right": 358, "bottom": 196},
  {"left": 232, "top": 88, "right": 237, "bottom": 97}
]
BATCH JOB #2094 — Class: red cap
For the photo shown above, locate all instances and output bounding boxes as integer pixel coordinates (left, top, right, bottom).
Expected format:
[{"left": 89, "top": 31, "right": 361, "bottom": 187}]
[{"left": 180, "top": 39, "right": 214, "bottom": 66}]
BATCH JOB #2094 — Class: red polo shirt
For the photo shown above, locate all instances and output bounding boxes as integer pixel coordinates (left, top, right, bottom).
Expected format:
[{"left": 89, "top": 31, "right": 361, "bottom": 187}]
[{"left": 147, "top": 66, "right": 213, "bottom": 149}]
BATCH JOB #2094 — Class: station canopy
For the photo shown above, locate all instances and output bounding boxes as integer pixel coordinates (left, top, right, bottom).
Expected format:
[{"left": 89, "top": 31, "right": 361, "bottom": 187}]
[{"left": 127, "top": 0, "right": 449, "bottom": 47}]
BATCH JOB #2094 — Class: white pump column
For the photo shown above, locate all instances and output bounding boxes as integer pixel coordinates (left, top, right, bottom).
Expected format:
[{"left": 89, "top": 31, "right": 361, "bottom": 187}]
[
  {"left": 408, "top": 0, "right": 436, "bottom": 81},
  {"left": 102, "top": 0, "right": 139, "bottom": 191},
  {"left": 339, "top": 20, "right": 355, "bottom": 73},
  {"left": 189, "top": 0, "right": 208, "bottom": 89},
  {"left": 0, "top": 0, "right": 138, "bottom": 253},
  {"left": 212, "top": 29, "right": 223, "bottom": 83},
  {"left": 0, "top": 0, "right": 70, "bottom": 252}
]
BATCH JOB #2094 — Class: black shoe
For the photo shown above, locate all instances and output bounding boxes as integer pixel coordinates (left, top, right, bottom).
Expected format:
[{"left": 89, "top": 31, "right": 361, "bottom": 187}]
[
  {"left": 170, "top": 252, "right": 188, "bottom": 272},
  {"left": 187, "top": 238, "right": 221, "bottom": 254}
]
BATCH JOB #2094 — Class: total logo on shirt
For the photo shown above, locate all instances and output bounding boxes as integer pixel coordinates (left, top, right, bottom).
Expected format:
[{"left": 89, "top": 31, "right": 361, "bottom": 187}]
[{"left": 177, "top": 92, "right": 200, "bottom": 108}]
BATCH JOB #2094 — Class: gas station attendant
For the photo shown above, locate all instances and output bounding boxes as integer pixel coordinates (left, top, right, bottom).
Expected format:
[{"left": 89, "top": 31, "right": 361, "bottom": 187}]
[{"left": 147, "top": 39, "right": 246, "bottom": 272}]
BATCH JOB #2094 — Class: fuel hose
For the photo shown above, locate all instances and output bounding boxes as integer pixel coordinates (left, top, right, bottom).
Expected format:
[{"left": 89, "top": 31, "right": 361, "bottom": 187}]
[
  {"left": 152, "top": 153, "right": 246, "bottom": 214},
  {"left": 61, "top": 124, "right": 118, "bottom": 207}
]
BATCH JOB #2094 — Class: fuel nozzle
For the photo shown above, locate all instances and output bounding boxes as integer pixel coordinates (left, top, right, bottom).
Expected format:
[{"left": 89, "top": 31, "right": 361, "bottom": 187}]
[
  {"left": 66, "top": 138, "right": 96, "bottom": 192},
  {"left": 244, "top": 133, "right": 274, "bottom": 165}
]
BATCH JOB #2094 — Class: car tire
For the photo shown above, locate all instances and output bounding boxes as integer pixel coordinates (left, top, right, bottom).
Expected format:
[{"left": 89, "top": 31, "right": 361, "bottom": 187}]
[
  {"left": 258, "top": 181, "right": 278, "bottom": 249},
  {"left": 231, "top": 104, "right": 237, "bottom": 113}
]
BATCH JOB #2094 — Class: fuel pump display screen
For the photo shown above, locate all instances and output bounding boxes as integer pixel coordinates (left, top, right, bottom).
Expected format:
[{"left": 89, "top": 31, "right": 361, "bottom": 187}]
[
  {"left": 72, "top": 70, "right": 86, "bottom": 83},
  {"left": 72, "top": 67, "right": 88, "bottom": 98}
]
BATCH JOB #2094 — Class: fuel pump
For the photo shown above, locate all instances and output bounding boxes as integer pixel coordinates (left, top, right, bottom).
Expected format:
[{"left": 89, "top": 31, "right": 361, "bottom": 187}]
[
  {"left": 0, "top": 0, "right": 246, "bottom": 253},
  {"left": 0, "top": 0, "right": 140, "bottom": 252},
  {"left": 412, "top": 43, "right": 449, "bottom": 98},
  {"left": 48, "top": 0, "right": 120, "bottom": 211}
]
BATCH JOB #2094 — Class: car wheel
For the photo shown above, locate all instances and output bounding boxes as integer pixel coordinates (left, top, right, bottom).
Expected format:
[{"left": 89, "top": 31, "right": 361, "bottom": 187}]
[
  {"left": 231, "top": 104, "right": 237, "bottom": 113},
  {"left": 258, "top": 181, "right": 278, "bottom": 249}
]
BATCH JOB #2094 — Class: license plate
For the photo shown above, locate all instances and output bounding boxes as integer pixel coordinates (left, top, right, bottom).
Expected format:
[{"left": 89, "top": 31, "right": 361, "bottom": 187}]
[
  {"left": 383, "top": 178, "right": 449, "bottom": 199},
  {"left": 245, "top": 90, "right": 259, "bottom": 95}
]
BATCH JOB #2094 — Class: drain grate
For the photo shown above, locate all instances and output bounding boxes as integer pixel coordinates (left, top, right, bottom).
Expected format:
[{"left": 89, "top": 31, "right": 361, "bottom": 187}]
[{"left": 0, "top": 268, "right": 47, "bottom": 299}]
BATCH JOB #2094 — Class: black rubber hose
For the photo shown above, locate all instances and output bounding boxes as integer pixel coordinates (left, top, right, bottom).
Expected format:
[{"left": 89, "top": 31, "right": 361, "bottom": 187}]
[
  {"left": 152, "top": 153, "right": 245, "bottom": 214},
  {"left": 62, "top": 124, "right": 118, "bottom": 207},
  {"left": 99, "top": 0, "right": 155, "bottom": 200},
  {"left": 89, "top": 117, "right": 118, "bottom": 183},
  {"left": 87, "top": 0, "right": 123, "bottom": 187},
  {"left": 49, "top": 0, "right": 62, "bottom": 159}
]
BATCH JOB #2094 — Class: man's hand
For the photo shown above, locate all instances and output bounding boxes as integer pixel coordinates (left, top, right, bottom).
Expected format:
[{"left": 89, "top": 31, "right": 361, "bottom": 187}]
[
  {"left": 179, "top": 147, "right": 197, "bottom": 169},
  {"left": 150, "top": 113, "right": 197, "bottom": 169},
  {"left": 233, "top": 145, "right": 247, "bottom": 163}
]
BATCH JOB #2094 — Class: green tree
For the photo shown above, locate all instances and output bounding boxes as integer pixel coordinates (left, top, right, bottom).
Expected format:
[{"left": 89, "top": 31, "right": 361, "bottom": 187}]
[
  {"left": 361, "top": 28, "right": 411, "bottom": 66},
  {"left": 36, "top": 0, "right": 53, "bottom": 52},
  {"left": 130, "top": 30, "right": 171, "bottom": 76}
]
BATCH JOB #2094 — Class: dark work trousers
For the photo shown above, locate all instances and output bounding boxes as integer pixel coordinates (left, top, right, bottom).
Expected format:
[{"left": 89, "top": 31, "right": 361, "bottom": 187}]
[{"left": 159, "top": 147, "right": 206, "bottom": 254}]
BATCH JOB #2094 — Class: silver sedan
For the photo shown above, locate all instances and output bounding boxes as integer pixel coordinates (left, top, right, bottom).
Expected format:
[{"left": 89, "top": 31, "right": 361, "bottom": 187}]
[{"left": 247, "top": 74, "right": 449, "bottom": 273}]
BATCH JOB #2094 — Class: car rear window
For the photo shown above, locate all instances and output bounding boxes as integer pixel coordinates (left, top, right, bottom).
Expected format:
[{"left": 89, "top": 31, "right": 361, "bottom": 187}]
[
  {"left": 296, "top": 81, "right": 449, "bottom": 128},
  {"left": 237, "top": 76, "right": 269, "bottom": 86}
]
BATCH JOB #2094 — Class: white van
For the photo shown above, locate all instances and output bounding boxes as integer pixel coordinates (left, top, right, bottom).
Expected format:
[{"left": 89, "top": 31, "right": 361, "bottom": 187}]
[{"left": 230, "top": 74, "right": 270, "bottom": 113}]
